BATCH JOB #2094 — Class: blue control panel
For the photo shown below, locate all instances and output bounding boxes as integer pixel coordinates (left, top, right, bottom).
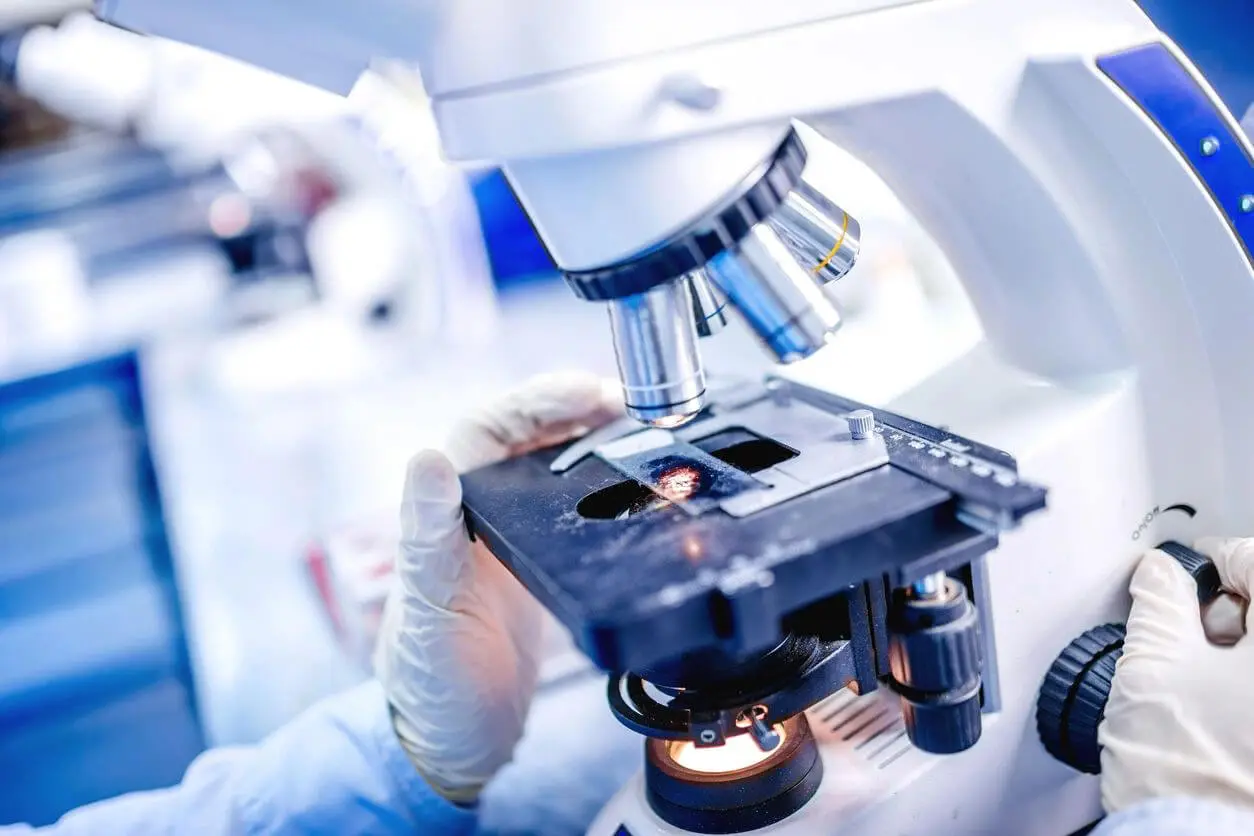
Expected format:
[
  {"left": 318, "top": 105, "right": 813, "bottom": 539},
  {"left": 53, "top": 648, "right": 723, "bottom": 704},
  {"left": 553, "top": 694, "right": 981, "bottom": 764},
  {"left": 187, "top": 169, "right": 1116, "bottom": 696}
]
[{"left": 1098, "top": 43, "right": 1254, "bottom": 265}]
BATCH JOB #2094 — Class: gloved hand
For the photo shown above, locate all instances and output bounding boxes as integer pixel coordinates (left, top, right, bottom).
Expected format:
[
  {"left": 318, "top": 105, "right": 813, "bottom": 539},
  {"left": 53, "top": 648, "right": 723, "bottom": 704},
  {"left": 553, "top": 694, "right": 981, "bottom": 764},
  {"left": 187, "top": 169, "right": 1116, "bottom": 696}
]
[
  {"left": 1100, "top": 537, "right": 1254, "bottom": 813},
  {"left": 373, "top": 372, "right": 622, "bottom": 805}
]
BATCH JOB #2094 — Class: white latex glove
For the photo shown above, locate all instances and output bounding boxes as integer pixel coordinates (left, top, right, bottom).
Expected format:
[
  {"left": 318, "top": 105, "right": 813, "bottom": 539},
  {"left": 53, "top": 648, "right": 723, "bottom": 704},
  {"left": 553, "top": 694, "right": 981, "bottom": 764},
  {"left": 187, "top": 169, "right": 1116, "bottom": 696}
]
[
  {"left": 1100, "top": 538, "right": 1254, "bottom": 814},
  {"left": 374, "top": 372, "right": 622, "bottom": 804}
]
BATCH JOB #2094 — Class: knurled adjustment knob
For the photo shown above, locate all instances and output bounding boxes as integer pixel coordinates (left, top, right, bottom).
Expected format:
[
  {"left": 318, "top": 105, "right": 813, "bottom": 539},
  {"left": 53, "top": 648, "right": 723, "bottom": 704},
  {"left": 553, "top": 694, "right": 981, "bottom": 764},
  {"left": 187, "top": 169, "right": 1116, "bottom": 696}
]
[
  {"left": 1158, "top": 541, "right": 1221, "bottom": 603},
  {"left": 1037, "top": 542, "right": 1221, "bottom": 775},
  {"left": 888, "top": 578, "right": 984, "bottom": 755},
  {"left": 1036, "top": 623, "right": 1126, "bottom": 775},
  {"left": 847, "top": 409, "right": 875, "bottom": 440}
]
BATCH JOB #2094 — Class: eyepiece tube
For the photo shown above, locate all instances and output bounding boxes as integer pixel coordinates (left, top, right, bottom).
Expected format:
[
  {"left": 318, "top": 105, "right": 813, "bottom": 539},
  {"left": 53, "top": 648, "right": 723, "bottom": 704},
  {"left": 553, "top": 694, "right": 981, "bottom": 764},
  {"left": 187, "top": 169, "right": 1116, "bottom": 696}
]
[
  {"left": 608, "top": 280, "right": 707, "bottom": 427},
  {"left": 768, "top": 181, "right": 861, "bottom": 285},
  {"left": 685, "top": 268, "right": 728, "bottom": 337},
  {"left": 707, "top": 223, "right": 843, "bottom": 363}
]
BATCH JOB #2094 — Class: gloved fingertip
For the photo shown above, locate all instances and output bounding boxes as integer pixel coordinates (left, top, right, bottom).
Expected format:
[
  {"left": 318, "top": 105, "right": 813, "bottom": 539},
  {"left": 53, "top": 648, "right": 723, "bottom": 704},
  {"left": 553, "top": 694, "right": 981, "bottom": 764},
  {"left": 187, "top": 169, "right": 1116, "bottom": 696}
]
[
  {"left": 443, "top": 423, "right": 499, "bottom": 476},
  {"left": 529, "top": 371, "right": 617, "bottom": 415},
  {"left": 532, "top": 369, "right": 598, "bottom": 388},
  {"left": 1125, "top": 549, "right": 1205, "bottom": 646},
  {"left": 598, "top": 377, "right": 626, "bottom": 414},
  {"left": 516, "top": 370, "right": 590, "bottom": 401},
  {"left": 404, "top": 449, "right": 462, "bottom": 505},
  {"left": 1194, "top": 536, "right": 1254, "bottom": 599},
  {"left": 1130, "top": 548, "right": 1195, "bottom": 602},
  {"left": 1192, "top": 535, "right": 1229, "bottom": 557}
]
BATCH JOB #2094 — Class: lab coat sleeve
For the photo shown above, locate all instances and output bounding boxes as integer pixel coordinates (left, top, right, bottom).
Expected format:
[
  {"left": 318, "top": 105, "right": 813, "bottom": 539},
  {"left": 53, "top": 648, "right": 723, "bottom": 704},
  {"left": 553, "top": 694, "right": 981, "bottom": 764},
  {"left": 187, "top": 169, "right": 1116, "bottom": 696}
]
[
  {"left": 1094, "top": 796, "right": 1254, "bottom": 835},
  {"left": 0, "top": 680, "right": 475, "bottom": 836}
]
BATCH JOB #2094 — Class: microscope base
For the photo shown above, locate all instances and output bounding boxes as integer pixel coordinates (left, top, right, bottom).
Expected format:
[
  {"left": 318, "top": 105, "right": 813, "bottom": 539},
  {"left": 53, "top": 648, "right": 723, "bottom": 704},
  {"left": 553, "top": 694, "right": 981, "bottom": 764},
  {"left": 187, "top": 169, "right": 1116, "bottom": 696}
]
[{"left": 588, "top": 686, "right": 1101, "bottom": 835}]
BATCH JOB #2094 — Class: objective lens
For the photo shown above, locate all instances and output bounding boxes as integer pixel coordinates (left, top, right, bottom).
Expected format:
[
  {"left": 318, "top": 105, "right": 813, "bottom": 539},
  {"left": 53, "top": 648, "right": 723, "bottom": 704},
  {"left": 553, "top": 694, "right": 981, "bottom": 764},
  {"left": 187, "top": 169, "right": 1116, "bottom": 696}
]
[
  {"left": 768, "top": 181, "right": 861, "bottom": 285},
  {"left": 684, "top": 268, "right": 728, "bottom": 337},
  {"left": 706, "top": 223, "right": 843, "bottom": 363},
  {"left": 608, "top": 280, "right": 706, "bottom": 427}
]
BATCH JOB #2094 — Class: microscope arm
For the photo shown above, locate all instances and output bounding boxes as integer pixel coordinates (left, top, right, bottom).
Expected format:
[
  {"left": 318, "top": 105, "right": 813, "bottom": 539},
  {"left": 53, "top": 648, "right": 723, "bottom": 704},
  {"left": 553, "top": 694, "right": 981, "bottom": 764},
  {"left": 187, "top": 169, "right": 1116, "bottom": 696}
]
[{"left": 94, "top": 0, "right": 436, "bottom": 94}]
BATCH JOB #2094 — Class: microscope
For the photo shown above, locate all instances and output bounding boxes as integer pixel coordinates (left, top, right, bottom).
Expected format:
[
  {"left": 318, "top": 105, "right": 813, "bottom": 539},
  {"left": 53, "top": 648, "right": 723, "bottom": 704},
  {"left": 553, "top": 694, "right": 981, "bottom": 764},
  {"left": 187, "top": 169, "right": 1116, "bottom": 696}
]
[{"left": 94, "top": 0, "right": 1254, "bottom": 833}]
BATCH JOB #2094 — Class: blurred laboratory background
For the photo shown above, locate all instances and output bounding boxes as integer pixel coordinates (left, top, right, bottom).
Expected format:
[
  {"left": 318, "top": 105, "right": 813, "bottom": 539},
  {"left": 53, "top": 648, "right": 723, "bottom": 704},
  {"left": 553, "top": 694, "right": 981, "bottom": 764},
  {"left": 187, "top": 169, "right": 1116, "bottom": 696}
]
[{"left": 0, "top": 0, "right": 1249, "bottom": 829}]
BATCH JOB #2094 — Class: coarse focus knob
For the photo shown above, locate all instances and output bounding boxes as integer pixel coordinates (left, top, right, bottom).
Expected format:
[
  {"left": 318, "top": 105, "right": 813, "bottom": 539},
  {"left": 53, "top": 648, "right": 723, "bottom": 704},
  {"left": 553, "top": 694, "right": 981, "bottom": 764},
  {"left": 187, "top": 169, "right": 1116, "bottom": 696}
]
[
  {"left": 1035, "top": 623, "right": 1126, "bottom": 775},
  {"left": 1036, "top": 541, "right": 1220, "bottom": 775},
  {"left": 888, "top": 577, "right": 984, "bottom": 754}
]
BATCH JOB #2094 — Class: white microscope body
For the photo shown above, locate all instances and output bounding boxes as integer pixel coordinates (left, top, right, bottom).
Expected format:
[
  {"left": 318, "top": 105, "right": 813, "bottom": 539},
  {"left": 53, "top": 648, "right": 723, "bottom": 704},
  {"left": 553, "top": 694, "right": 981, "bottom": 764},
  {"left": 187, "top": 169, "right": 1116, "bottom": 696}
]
[{"left": 98, "top": 0, "right": 1254, "bottom": 832}]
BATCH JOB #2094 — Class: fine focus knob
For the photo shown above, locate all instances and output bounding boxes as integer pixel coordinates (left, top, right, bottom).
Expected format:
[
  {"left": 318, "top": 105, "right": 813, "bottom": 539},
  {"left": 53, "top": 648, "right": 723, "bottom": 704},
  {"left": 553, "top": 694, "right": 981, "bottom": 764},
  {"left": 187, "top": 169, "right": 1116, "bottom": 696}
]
[
  {"left": 1036, "top": 541, "right": 1220, "bottom": 774},
  {"left": 888, "top": 577, "right": 984, "bottom": 754},
  {"left": 1158, "top": 540, "right": 1221, "bottom": 601},
  {"left": 1035, "top": 623, "right": 1127, "bottom": 775}
]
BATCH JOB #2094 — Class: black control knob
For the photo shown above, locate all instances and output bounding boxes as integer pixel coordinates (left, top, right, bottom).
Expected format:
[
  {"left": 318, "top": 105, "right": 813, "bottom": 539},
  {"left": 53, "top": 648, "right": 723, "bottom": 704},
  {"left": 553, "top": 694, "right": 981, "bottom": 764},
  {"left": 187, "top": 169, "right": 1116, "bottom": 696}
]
[
  {"left": 1036, "top": 541, "right": 1219, "bottom": 774},
  {"left": 1036, "top": 623, "right": 1126, "bottom": 774},
  {"left": 1158, "top": 540, "right": 1221, "bottom": 601},
  {"left": 888, "top": 576, "right": 984, "bottom": 754}
]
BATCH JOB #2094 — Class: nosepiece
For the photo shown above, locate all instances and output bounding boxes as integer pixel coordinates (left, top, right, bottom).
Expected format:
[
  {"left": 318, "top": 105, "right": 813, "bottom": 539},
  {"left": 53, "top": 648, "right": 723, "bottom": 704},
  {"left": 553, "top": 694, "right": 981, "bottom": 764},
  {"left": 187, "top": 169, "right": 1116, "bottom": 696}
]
[
  {"left": 551, "top": 127, "right": 861, "bottom": 425},
  {"left": 608, "top": 280, "right": 707, "bottom": 427}
]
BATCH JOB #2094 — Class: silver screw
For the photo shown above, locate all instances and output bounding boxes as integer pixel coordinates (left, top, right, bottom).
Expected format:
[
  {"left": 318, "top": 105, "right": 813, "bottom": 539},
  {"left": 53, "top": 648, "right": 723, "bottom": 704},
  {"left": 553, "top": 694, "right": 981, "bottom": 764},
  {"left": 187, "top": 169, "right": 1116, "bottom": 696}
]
[
  {"left": 699, "top": 729, "right": 717, "bottom": 744},
  {"left": 1241, "top": 195, "right": 1254, "bottom": 214},
  {"left": 1201, "top": 136, "right": 1221, "bottom": 156},
  {"left": 848, "top": 409, "right": 875, "bottom": 440}
]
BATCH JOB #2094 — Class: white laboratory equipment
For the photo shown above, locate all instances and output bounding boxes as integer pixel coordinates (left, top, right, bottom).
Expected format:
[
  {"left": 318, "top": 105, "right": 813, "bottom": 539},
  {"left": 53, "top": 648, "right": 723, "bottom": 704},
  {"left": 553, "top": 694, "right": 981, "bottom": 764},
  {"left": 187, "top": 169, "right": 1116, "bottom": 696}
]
[
  {"left": 79, "top": 1, "right": 1254, "bottom": 834},
  {"left": 2, "top": 12, "right": 500, "bottom": 389}
]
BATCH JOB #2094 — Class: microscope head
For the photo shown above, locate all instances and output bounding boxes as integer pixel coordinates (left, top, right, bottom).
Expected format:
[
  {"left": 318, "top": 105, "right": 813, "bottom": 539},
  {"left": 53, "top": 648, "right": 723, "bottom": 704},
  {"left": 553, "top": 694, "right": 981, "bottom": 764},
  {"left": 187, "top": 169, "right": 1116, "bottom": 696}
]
[{"left": 557, "top": 128, "right": 861, "bottom": 427}]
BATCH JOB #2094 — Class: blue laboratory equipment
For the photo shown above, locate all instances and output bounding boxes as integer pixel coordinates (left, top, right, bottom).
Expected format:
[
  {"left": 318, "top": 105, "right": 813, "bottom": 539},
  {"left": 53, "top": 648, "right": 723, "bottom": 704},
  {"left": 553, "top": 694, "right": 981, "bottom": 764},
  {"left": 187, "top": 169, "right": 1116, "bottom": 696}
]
[
  {"left": 0, "top": 352, "right": 203, "bottom": 827},
  {"left": 1137, "top": 0, "right": 1254, "bottom": 117}
]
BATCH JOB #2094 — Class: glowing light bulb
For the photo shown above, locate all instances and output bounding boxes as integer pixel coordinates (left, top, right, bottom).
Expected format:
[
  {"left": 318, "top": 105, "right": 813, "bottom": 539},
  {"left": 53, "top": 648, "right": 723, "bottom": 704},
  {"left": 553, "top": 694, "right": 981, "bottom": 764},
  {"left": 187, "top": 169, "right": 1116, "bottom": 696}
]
[{"left": 667, "top": 727, "right": 787, "bottom": 774}]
